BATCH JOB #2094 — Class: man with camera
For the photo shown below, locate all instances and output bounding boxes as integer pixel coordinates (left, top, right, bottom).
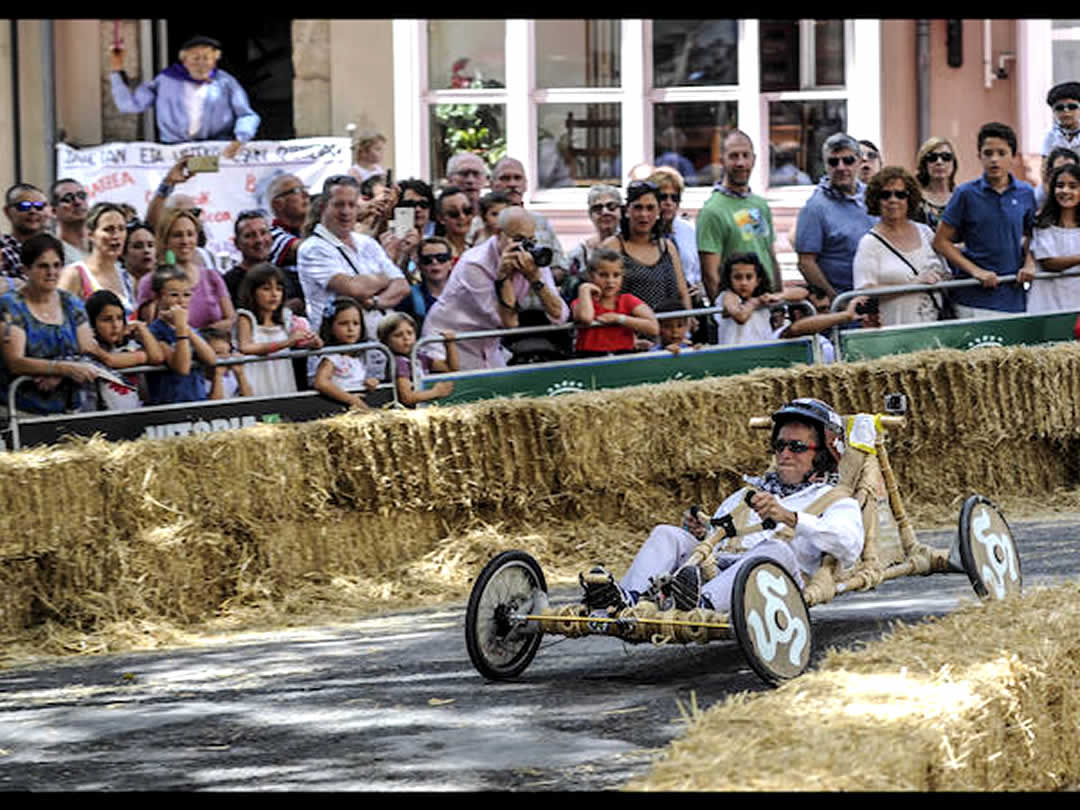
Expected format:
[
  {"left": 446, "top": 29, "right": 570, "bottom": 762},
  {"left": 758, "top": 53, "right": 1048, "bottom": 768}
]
[{"left": 419, "top": 206, "right": 568, "bottom": 371}]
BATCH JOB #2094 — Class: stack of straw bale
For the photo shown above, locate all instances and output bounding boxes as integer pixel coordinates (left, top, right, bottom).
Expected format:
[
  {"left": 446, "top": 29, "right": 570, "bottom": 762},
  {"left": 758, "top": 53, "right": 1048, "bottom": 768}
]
[
  {"left": 2, "top": 343, "right": 1080, "bottom": 644},
  {"left": 629, "top": 582, "right": 1080, "bottom": 791}
]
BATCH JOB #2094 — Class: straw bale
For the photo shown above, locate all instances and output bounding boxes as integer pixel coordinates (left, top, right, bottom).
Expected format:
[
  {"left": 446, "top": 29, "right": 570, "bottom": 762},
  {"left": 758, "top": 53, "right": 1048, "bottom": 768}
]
[
  {"left": 4, "top": 343, "right": 1080, "bottom": 653},
  {"left": 629, "top": 583, "right": 1080, "bottom": 791}
]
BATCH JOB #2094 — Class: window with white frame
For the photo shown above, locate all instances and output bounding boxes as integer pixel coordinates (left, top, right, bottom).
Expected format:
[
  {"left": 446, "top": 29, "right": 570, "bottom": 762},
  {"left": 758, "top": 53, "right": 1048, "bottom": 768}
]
[
  {"left": 395, "top": 19, "right": 873, "bottom": 204},
  {"left": 1052, "top": 20, "right": 1080, "bottom": 82}
]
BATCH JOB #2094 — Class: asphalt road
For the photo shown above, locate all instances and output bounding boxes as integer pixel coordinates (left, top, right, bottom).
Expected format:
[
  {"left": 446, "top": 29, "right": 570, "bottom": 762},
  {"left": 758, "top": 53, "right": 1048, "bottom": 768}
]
[{"left": 0, "top": 517, "right": 1077, "bottom": 791}]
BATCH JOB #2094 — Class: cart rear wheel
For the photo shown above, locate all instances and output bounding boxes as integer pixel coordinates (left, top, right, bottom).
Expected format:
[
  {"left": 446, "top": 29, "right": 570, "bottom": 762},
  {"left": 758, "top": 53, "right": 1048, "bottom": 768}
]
[
  {"left": 957, "top": 495, "right": 1022, "bottom": 600},
  {"left": 465, "top": 550, "right": 547, "bottom": 681},
  {"left": 732, "top": 558, "right": 812, "bottom": 686}
]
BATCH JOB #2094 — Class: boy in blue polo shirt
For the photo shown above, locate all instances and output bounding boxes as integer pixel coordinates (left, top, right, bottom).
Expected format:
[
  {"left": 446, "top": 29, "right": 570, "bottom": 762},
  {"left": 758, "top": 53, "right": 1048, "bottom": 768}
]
[{"left": 933, "top": 122, "right": 1036, "bottom": 318}]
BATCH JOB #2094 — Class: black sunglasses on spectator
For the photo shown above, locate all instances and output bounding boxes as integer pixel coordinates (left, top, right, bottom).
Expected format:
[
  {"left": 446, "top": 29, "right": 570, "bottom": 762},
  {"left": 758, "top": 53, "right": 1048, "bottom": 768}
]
[
  {"left": 657, "top": 192, "right": 681, "bottom": 204},
  {"left": 926, "top": 152, "right": 954, "bottom": 163},
  {"left": 13, "top": 200, "right": 47, "bottom": 212},
  {"left": 126, "top": 218, "right": 152, "bottom": 232},
  {"left": 1055, "top": 102, "right": 1080, "bottom": 112},
  {"left": 827, "top": 155, "right": 858, "bottom": 167},
  {"left": 273, "top": 186, "right": 306, "bottom": 201},
  {"left": 419, "top": 251, "right": 452, "bottom": 265},
  {"left": 589, "top": 201, "right": 620, "bottom": 215},
  {"left": 878, "top": 189, "right": 909, "bottom": 200},
  {"left": 56, "top": 190, "right": 88, "bottom": 205},
  {"left": 397, "top": 198, "right": 431, "bottom": 209},
  {"left": 442, "top": 205, "right": 473, "bottom": 218},
  {"left": 236, "top": 208, "right": 269, "bottom": 221}
]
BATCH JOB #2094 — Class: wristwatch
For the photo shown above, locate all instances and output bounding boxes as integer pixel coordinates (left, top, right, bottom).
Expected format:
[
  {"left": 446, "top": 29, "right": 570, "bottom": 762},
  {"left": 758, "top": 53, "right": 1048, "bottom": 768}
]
[{"left": 530, "top": 279, "right": 545, "bottom": 293}]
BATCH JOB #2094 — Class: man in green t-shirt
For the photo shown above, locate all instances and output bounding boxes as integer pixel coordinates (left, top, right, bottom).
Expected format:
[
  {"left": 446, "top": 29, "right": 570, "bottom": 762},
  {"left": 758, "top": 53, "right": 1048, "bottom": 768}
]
[{"left": 697, "top": 130, "right": 781, "bottom": 299}]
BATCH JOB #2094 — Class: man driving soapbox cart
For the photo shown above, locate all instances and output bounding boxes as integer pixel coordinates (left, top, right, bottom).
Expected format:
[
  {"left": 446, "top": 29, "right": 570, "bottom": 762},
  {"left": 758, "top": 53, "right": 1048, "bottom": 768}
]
[{"left": 465, "top": 397, "right": 1023, "bottom": 686}]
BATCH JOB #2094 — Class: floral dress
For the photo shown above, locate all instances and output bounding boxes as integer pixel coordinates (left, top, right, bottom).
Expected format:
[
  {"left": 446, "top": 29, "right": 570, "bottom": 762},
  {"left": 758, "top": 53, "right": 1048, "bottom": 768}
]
[{"left": 0, "top": 289, "right": 88, "bottom": 413}]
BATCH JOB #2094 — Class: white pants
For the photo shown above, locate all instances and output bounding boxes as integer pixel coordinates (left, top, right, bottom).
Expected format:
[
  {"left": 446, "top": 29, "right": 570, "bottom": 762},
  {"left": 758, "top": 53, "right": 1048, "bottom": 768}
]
[{"left": 620, "top": 524, "right": 803, "bottom": 614}]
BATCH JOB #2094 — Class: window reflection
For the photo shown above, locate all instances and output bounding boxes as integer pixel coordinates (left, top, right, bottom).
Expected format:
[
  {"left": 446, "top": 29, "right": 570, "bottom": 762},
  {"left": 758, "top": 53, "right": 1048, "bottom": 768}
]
[
  {"left": 653, "top": 102, "right": 737, "bottom": 187},
  {"left": 768, "top": 100, "right": 847, "bottom": 187},
  {"left": 537, "top": 103, "right": 621, "bottom": 189},
  {"left": 652, "top": 20, "right": 738, "bottom": 87},
  {"left": 536, "top": 20, "right": 620, "bottom": 89},
  {"left": 427, "top": 20, "right": 506, "bottom": 90}
]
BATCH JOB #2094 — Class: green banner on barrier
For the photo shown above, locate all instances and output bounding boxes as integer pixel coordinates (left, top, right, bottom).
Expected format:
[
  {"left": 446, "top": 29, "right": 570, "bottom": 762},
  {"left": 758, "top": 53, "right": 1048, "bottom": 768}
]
[
  {"left": 424, "top": 339, "right": 814, "bottom": 405},
  {"left": 840, "top": 310, "right": 1080, "bottom": 361}
]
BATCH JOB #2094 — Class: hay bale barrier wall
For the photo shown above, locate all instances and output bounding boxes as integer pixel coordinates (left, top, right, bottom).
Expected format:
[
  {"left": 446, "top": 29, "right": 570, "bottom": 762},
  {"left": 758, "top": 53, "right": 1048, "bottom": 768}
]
[
  {"left": 629, "top": 582, "right": 1080, "bottom": 792},
  {"left": 3, "top": 343, "right": 1080, "bottom": 788},
  {"left": 3, "top": 343, "right": 1080, "bottom": 642}
]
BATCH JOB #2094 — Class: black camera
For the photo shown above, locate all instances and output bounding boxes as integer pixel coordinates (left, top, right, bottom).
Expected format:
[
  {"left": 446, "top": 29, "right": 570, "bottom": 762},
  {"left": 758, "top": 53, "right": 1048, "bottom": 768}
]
[
  {"left": 855, "top": 296, "right": 879, "bottom": 315},
  {"left": 884, "top": 393, "right": 908, "bottom": 414},
  {"left": 516, "top": 238, "right": 553, "bottom": 268}
]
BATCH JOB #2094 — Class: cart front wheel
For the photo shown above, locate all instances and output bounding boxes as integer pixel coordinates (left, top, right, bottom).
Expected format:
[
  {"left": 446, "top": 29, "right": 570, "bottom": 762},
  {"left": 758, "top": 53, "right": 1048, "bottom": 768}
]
[
  {"left": 957, "top": 495, "right": 1022, "bottom": 600},
  {"left": 465, "top": 550, "right": 547, "bottom": 681},
  {"left": 732, "top": 558, "right": 812, "bottom": 686}
]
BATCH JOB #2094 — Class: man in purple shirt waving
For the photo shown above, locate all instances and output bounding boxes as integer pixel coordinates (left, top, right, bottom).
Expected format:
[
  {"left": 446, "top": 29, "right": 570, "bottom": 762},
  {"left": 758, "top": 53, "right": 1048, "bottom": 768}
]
[{"left": 109, "top": 34, "right": 260, "bottom": 154}]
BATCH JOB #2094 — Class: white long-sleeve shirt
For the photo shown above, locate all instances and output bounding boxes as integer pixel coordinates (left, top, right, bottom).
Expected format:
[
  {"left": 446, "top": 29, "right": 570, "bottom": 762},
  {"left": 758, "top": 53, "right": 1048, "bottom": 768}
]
[{"left": 712, "top": 483, "right": 864, "bottom": 576}]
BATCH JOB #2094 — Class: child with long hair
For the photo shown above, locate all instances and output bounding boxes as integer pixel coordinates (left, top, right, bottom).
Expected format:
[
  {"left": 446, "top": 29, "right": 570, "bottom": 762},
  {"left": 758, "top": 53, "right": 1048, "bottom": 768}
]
[
  {"left": 571, "top": 247, "right": 658, "bottom": 357},
  {"left": 83, "top": 288, "right": 165, "bottom": 410},
  {"left": 235, "top": 263, "right": 321, "bottom": 396},
  {"left": 377, "top": 311, "right": 458, "bottom": 408},
  {"left": 1032, "top": 162, "right": 1080, "bottom": 315},
  {"left": 717, "top": 252, "right": 800, "bottom": 345},
  {"left": 309, "top": 296, "right": 381, "bottom": 409}
]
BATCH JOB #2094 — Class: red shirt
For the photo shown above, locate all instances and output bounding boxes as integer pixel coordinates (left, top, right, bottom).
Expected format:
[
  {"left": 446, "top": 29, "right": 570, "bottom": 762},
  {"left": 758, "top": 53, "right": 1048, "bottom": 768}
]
[{"left": 572, "top": 292, "right": 644, "bottom": 353}]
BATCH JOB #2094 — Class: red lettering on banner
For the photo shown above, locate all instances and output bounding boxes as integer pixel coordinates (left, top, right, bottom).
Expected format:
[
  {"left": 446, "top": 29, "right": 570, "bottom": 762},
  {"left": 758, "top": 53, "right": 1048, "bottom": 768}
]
[
  {"left": 87, "top": 171, "right": 137, "bottom": 199},
  {"left": 203, "top": 210, "right": 234, "bottom": 223}
]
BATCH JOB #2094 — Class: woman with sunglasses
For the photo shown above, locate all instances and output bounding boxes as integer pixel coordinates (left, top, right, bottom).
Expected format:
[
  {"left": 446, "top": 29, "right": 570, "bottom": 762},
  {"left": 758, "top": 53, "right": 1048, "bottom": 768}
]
[
  {"left": 564, "top": 185, "right": 623, "bottom": 301},
  {"left": 391, "top": 178, "right": 437, "bottom": 280},
  {"left": 434, "top": 186, "right": 473, "bottom": 264},
  {"left": 913, "top": 137, "right": 959, "bottom": 230},
  {"left": 395, "top": 236, "right": 454, "bottom": 331},
  {"left": 600, "top": 180, "right": 691, "bottom": 317},
  {"left": 58, "top": 202, "right": 136, "bottom": 314},
  {"left": 649, "top": 167, "right": 706, "bottom": 330},
  {"left": 852, "top": 166, "right": 949, "bottom": 326}
]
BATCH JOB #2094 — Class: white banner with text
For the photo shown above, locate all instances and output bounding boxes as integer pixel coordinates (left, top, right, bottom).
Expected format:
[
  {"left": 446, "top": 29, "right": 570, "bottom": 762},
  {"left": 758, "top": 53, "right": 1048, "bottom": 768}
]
[{"left": 55, "top": 137, "right": 351, "bottom": 266}]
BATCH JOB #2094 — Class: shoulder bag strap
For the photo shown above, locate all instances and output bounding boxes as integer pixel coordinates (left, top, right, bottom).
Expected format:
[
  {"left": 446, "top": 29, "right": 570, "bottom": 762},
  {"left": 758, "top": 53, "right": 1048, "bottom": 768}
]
[
  {"left": 869, "top": 230, "right": 920, "bottom": 278},
  {"left": 314, "top": 231, "right": 360, "bottom": 277}
]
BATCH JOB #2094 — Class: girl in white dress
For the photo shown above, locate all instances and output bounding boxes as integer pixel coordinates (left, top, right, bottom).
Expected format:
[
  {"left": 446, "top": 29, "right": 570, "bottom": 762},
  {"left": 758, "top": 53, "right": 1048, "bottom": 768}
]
[
  {"left": 235, "top": 263, "right": 321, "bottom": 397},
  {"left": 717, "top": 252, "right": 799, "bottom": 345},
  {"left": 1029, "top": 163, "right": 1080, "bottom": 314},
  {"left": 309, "top": 297, "right": 381, "bottom": 409}
]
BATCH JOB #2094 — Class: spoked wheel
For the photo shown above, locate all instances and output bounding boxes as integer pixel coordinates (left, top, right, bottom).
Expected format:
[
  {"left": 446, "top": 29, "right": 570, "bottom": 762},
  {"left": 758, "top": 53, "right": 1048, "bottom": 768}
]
[
  {"left": 465, "top": 550, "right": 548, "bottom": 681},
  {"left": 956, "top": 495, "right": 1022, "bottom": 600},
  {"left": 731, "top": 558, "right": 812, "bottom": 686}
]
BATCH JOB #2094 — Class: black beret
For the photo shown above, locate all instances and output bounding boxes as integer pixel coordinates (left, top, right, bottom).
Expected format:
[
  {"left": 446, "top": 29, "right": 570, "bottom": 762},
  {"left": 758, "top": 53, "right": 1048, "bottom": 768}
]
[
  {"left": 1047, "top": 82, "right": 1080, "bottom": 107},
  {"left": 180, "top": 35, "right": 222, "bottom": 51}
]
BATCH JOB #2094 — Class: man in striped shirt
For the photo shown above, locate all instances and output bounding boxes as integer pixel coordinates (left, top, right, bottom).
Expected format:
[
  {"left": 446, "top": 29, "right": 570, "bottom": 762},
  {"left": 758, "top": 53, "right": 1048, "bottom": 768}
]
[{"left": 267, "top": 173, "right": 310, "bottom": 312}]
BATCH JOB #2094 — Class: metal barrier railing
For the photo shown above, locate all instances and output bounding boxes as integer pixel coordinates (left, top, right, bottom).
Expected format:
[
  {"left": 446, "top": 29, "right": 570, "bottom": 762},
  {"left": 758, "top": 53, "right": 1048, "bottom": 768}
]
[
  {"left": 408, "top": 300, "right": 819, "bottom": 392},
  {"left": 4, "top": 340, "right": 397, "bottom": 450},
  {"left": 827, "top": 268, "right": 1080, "bottom": 357}
]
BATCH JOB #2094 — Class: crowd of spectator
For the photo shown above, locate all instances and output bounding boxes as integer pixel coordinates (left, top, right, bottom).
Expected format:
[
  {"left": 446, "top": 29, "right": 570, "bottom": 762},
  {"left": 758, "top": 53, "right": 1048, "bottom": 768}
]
[{"left": 4, "top": 43, "right": 1080, "bottom": 424}]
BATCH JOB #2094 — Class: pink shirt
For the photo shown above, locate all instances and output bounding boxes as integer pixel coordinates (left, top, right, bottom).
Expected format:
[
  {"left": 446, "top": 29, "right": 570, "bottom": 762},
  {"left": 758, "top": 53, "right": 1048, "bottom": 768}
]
[
  {"left": 137, "top": 266, "right": 229, "bottom": 329},
  {"left": 419, "top": 236, "right": 568, "bottom": 370}
]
